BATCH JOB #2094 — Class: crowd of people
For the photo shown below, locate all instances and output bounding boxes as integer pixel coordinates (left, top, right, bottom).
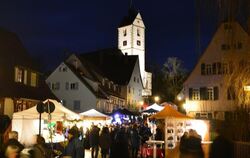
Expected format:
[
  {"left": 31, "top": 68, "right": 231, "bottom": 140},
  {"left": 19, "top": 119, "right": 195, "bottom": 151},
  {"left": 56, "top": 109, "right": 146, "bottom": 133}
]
[
  {"left": 0, "top": 122, "right": 162, "bottom": 158},
  {"left": 0, "top": 122, "right": 234, "bottom": 158}
]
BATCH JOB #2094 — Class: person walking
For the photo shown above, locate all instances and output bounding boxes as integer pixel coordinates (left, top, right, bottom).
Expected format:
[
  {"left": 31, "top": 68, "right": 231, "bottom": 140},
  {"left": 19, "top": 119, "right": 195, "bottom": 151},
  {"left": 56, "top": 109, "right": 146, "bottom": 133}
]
[
  {"left": 63, "top": 127, "right": 84, "bottom": 158},
  {"left": 99, "top": 127, "right": 111, "bottom": 158},
  {"left": 209, "top": 127, "right": 233, "bottom": 158},
  {"left": 130, "top": 124, "right": 140, "bottom": 158},
  {"left": 89, "top": 125, "right": 100, "bottom": 158}
]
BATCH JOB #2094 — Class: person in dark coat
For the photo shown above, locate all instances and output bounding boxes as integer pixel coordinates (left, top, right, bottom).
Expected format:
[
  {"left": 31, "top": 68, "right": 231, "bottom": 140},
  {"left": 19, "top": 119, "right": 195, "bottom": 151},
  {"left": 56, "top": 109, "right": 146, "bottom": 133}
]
[
  {"left": 89, "top": 125, "right": 100, "bottom": 158},
  {"left": 184, "top": 129, "right": 204, "bottom": 158},
  {"left": 64, "top": 127, "right": 84, "bottom": 158},
  {"left": 113, "top": 127, "right": 129, "bottom": 158},
  {"left": 33, "top": 135, "right": 51, "bottom": 158},
  {"left": 179, "top": 131, "right": 189, "bottom": 158},
  {"left": 130, "top": 124, "right": 140, "bottom": 158},
  {"left": 209, "top": 128, "right": 233, "bottom": 158},
  {"left": 99, "top": 127, "right": 111, "bottom": 158}
]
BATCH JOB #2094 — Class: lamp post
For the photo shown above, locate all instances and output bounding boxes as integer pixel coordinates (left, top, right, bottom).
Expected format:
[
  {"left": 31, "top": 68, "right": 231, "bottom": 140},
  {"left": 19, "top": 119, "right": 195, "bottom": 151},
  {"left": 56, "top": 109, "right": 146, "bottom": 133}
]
[{"left": 154, "top": 96, "right": 160, "bottom": 104}]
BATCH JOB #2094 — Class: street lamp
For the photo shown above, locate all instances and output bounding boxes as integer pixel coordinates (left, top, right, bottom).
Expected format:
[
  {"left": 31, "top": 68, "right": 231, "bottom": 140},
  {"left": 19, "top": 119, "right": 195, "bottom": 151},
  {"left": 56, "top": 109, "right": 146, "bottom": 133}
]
[{"left": 154, "top": 96, "right": 160, "bottom": 103}]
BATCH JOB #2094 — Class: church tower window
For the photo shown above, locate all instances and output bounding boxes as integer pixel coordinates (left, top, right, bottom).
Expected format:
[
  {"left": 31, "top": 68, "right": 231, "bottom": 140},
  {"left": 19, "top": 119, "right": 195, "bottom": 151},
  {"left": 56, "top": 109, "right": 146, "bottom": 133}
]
[
  {"left": 123, "top": 29, "right": 127, "bottom": 36},
  {"left": 137, "top": 40, "right": 141, "bottom": 46},
  {"left": 123, "top": 41, "right": 127, "bottom": 46},
  {"left": 137, "top": 29, "right": 140, "bottom": 36}
]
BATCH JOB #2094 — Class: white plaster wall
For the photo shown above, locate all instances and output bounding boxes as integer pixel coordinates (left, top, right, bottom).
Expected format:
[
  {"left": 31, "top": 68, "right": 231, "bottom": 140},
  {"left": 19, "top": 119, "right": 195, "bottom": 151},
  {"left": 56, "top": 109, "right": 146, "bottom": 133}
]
[
  {"left": 126, "top": 59, "right": 144, "bottom": 109},
  {"left": 4, "top": 98, "right": 14, "bottom": 118},
  {"left": 46, "top": 62, "right": 98, "bottom": 112}
]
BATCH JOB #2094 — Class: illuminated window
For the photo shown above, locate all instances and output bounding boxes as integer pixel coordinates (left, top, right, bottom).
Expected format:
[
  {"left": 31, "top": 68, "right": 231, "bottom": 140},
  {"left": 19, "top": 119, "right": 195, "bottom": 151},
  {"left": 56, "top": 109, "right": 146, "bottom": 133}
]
[
  {"left": 192, "top": 89, "right": 200, "bottom": 100},
  {"left": 207, "top": 87, "right": 214, "bottom": 100},
  {"left": 30, "top": 72, "right": 37, "bottom": 87},
  {"left": 15, "top": 67, "right": 23, "bottom": 83},
  {"left": 206, "top": 64, "right": 212, "bottom": 75}
]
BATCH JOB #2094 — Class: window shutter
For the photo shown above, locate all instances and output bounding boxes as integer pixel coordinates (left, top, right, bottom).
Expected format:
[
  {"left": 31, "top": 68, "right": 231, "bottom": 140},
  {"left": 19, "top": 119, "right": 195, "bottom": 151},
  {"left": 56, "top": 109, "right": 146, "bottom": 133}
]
[
  {"left": 212, "top": 63, "right": 217, "bottom": 74},
  {"left": 214, "top": 87, "right": 219, "bottom": 100},
  {"left": 189, "top": 88, "right": 193, "bottom": 100},
  {"left": 200, "top": 87, "right": 207, "bottom": 100},
  {"left": 201, "top": 63, "right": 205, "bottom": 75},
  {"left": 217, "top": 63, "right": 222, "bottom": 74}
]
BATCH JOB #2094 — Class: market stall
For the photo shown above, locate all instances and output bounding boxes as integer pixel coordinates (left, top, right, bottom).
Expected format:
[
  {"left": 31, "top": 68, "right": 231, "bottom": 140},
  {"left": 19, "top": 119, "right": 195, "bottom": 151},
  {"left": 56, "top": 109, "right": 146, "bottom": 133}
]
[
  {"left": 150, "top": 105, "right": 193, "bottom": 150},
  {"left": 12, "top": 99, "right": 79, "bottom": 146},
  {"left": 79, "top": 109, "right": 111, "bottom": 132}
]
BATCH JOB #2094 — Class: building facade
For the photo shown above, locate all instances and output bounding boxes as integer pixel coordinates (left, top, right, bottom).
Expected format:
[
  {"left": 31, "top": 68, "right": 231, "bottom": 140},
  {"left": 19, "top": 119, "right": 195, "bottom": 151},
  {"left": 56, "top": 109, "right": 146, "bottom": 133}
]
[
  {"left": 0, "top": 28, "right": 55, "bottom": 118},
  {"left": 183, "top": 21, "right": 250, "bottom": 120},
  {"left": 46, "top": 49, "right": 144, "bottom": 113}
]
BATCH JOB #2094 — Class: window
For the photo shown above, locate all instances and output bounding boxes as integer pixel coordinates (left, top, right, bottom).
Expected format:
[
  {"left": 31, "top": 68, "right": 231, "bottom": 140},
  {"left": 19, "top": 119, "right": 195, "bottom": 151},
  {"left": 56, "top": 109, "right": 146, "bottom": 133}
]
[
  {"left": 52, "top": 82, "right": 60, "bottom": 90},
  {"left": 238, "top": 42, "right": 242, "bottom": 49},
  {"left": 30, "top": 72, "right": 37, "bottom": 87},
  {"left": 201, "top": 63, "right": 205, "bottom": 75},
  {"left": 137, "top": 29, "right": 140, "bottom": 36},
  {"left": 137, "top": 40, "right": 141, "bottom": 46},
  {"left": 134, "top": 77, "right": 136, "bottom": 82},
  {"left": 192, "top": 88, "right": 200, "bottom": 100},
  {"left": 73, "top": 100, "right": 80, "bottom": 110},
  {"left": 207, "top": 87, "right": 214, "bottom": 100},
  {"left": 70, "top": 82, "right": 78, "bottom": 90},
  {"left": 221, "top": 44, "right": 230, "bottom": 50},
  {"left": 65, "top": 82, "right": 69, "bottom": 90},
  {"left": 222, "top": 63, "right": 228, "bottom": 74},
  {"left": 123, "top": 29, "right": 127, "bottom": 36},
  {"left": 15, "top": 67, "right": 23, "bottom": 83},
  {"left": 123, "top": 41, "right": 127, "bottom": 46},
  {"left": 206, "top": 64, "right": 212, "bottom": 75}
]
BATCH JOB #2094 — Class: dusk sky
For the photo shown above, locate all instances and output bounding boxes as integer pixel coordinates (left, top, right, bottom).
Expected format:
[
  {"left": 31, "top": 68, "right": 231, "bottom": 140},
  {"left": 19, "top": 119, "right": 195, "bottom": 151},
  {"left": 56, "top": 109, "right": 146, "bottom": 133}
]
[{"left": 0, "top": 0, "right": 218, "bottom": 72}]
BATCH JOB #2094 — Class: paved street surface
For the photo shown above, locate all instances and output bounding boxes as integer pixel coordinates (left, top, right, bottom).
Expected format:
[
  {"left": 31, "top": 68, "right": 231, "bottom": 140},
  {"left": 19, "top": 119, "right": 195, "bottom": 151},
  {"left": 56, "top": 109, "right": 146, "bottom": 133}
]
[{"left": 84, "top": 143, "right": 210, "bottom": 158}]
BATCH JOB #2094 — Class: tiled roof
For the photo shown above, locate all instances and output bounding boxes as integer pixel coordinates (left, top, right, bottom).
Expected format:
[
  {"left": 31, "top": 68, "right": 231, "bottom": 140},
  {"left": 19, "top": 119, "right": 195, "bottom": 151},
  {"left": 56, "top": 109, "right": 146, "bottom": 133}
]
[{"left": 79, "top": 48, "right": 138, "bottom": 85}]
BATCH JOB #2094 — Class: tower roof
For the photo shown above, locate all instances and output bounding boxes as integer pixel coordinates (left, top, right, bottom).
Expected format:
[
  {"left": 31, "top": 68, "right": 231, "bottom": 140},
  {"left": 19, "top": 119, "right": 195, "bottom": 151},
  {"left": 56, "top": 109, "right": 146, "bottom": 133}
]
[{"left": 119, "top": 8, "right": 139, "bottom": 27}]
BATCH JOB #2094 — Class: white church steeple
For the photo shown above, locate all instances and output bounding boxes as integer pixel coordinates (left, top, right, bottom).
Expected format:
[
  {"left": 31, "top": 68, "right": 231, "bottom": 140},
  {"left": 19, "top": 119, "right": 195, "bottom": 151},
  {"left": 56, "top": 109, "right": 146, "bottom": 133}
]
[{"left": 118, "top": 9, "right": 152, "bottom": 96}]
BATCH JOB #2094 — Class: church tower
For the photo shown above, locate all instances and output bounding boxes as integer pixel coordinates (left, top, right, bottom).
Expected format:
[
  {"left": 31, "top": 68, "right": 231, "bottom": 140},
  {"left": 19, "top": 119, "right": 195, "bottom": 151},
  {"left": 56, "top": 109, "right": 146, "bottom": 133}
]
[{"left": 118, "top": 9, "right": 152, "bottom": 96}]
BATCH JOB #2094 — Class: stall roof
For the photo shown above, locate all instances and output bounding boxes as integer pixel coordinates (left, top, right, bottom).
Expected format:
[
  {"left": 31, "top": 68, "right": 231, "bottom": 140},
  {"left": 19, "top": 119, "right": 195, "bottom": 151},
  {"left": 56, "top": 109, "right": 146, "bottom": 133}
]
[
  {"left": 12, "top": 99, "right": 79, "bottom": 120},
  {"left": 150, "top": 105, "right": 192, "bottom": 119},
  {"left": 146, "top": 103, "right": 164, "bottom": 111},
  {"left": 79, "top": 109, "right": 110, "bottom": 120}
]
